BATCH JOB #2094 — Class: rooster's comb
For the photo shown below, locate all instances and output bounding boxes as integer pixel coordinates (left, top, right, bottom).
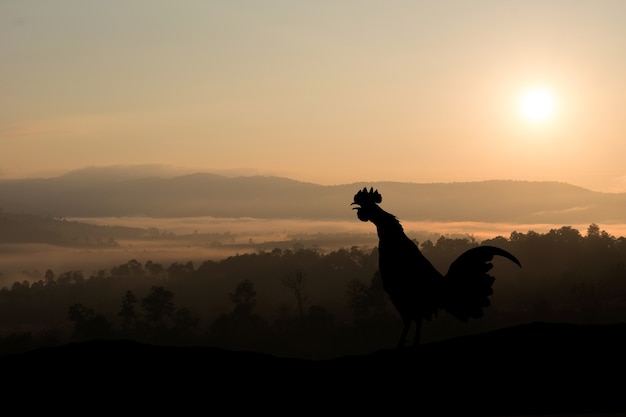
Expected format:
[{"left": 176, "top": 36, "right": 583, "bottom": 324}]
[{"left": 353, "top": 187, "right": 382, "bottom": 205}]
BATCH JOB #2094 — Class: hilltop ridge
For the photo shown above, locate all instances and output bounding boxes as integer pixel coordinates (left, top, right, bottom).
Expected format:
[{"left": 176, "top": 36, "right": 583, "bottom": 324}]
[{"left": 1, "top": 166, "right": 624, "bottom": 224}]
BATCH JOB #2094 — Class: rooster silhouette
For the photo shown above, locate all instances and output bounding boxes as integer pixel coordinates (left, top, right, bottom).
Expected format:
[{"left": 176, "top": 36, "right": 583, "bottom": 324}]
[{"left": 352, "top": 187, "right": 521, "bottom": 347}]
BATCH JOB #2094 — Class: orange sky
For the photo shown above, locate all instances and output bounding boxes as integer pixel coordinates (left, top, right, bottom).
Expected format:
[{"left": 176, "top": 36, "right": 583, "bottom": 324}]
[{"left": 2, "top": 1, "right": 626, "bottom": 192}]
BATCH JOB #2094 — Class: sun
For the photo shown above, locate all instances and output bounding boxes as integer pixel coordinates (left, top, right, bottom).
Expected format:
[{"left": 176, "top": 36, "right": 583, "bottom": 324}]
[{"left": 519, "top": 88, "right": 556, "bottom": 123}]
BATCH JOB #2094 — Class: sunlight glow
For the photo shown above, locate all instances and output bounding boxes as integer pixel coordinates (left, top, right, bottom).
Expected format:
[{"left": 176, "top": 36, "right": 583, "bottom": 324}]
[{"left": 520, "top": 88, "right": 556, "bottom": 123}]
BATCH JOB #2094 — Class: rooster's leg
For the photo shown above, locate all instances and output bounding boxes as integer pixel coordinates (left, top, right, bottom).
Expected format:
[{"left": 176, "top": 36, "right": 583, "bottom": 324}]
[
  {"left": 413, "top": 318, "right": 422, "bottom": 346},
  {"left": 397, "top": 318, "right": 411, "bottom": 348}
]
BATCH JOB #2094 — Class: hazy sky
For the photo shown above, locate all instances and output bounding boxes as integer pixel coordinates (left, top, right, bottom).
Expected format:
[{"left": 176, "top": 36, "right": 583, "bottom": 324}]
[{"left": 3, "top": 1, "right": 626, "bottom": 191}]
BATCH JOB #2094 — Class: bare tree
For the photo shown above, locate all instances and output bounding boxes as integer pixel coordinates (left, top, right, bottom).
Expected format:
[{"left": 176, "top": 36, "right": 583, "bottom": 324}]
[{"left": 281, "top": 270, "right": 310, "bottom": 319}]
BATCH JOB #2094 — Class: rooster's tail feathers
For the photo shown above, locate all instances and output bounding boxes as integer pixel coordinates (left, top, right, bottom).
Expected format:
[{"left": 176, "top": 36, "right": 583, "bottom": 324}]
[{"left": 441, "top": 245, "right": 521, "bottom": 322}]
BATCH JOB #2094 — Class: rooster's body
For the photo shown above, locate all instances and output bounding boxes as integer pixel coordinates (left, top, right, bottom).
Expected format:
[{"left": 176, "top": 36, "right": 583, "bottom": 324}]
[{"left": 352, "top": 187, "right": 521, "bottom": 347}]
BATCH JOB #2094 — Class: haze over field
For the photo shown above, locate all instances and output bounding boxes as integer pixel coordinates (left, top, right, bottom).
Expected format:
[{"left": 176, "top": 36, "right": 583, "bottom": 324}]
[
  {"left": 2, "top": 167, "right": 626, "bottom": 288},
  {"left": 3, "top": 1, "right": 626, "bottom": 192}
]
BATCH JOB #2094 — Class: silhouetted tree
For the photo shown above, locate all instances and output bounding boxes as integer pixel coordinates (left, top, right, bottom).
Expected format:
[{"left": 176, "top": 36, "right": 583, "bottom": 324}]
[
  {"left": 10, "top": 281, "right": 30, "bottom": 299},
  {"left": 172, "top": 307, "right": 200, "bottom": 339},
  {"left": 30, "top": 280, "right": 44, "bottom": 290},
  {"left": 44, "top": 269, "right": 55, "bottom": 286},
  {"left": 67, "top": 303, "right": 111, "bottom": 341},
  {"left": 548, "top": 226, "right": 583, "bottom": 245},
  {"left": 111, "top": 259, "right": 145, "bottom": 280},
  {"left": 118, "top": 290, "right": 138, "bottom": 331},
  {"left": 145, "top": 260, "right": 166, "bottom": 279},
  {"left": 73, "top": 271, "right": 85, "bottom": 284},
  {"left": 166, "top": 261, "right": 194, "bottom": 280},
  {"left": 347, "top": 271, "right": 388, "bottom": 320},
  {"left": 210, "top": 279, "right": 268, "bottom": 348},
  {"left": 57, "top": 270, "right": 84, "bottom": 285},
  {"left": 281, "top": 270, "right": 309, "bottom": 319},
  {"left": 67, "top": 303, "right": 95, "bottom": 323},
  {"left": 141, "top": 286, "right": 175, "bottom": 329},
  {"left": 587, "top": 223, "right": 601, "bottom": 238},
  {"left": 347, "top": 279, "right": 370, "bottom": 320},
  {"left": 229, "top": 279, "right": 256, "bottom": 315},
  {"left": 89, "top": 269, "right": 108, "bottom": 280}
]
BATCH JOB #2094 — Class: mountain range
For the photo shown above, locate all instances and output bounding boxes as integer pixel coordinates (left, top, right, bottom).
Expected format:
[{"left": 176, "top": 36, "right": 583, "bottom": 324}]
[{"left": 1, "top": 166, "right": 625, "bottom": 224}]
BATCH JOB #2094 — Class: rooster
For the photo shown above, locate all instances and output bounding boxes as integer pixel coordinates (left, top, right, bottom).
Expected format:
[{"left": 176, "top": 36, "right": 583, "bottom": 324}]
[{"left": 351, "top": 187, "right": 521, "bottom": 347}]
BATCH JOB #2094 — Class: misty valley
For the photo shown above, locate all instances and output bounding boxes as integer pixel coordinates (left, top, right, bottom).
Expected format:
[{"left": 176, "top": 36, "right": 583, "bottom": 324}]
[
  {"left": 6, "top": 1, "right": 626, "bottom": 410},
  {"left": 2, "top": 209, "right": 626, "bottom": 360}
]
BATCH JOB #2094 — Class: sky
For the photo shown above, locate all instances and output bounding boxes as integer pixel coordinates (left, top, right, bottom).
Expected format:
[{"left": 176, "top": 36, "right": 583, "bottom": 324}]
[{"left": 2, "top": 1, "right": 626, "bottom": 192}]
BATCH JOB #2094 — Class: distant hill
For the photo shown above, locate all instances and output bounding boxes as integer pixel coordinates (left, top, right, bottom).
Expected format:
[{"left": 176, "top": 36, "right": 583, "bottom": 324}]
[
  {"left": 1, "top": 166, "right": 625, "bottom": 224},
  {"left": 0, "top": 211, "right": 150, "bottom": 246}
]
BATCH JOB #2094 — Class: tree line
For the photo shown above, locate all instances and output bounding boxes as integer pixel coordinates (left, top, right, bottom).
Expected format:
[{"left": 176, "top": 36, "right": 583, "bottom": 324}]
[{"left": 1, "top": 224, "right": 625, "bottom": 358}]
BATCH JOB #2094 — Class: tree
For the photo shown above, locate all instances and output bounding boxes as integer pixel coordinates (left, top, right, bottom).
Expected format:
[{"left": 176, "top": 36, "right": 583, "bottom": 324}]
[
  {"left": 141, "top": 286, "right": 175, "bottom": 328},
  {"left": 166, "top": 261, "right": 194, "bottom": 280},
  {"left": 366, "top": 270, "right": 388, "bottom": 315},
  {"left": 67, "top": 303, "right": 111, "bottom": 341},
  {"left": 346, "top": 279, "right": 370, "bottom": 320},
  {"left": 56, "top": 270, "right": 84, "bottom": 285},
  {"left": 347, "top": 271, "right": 388, "bottom": 320},
  {"left": 44, "top": 269, "right": 55, "bottom": 286},
  {"left": 229, "top": 279, "right": 257, "bottom": 315},
  {"left": 67, "top": 303, "right": 95, "bottom": 323},
  {"left": 281, "top": 271, "right": 309, "bottom": 319},
  {"left": 111, "top": 259, "right": 145, "bottom": 280},
  {"left": 587, "top": 223, "right": 601, "bottom": 238},
  {"left": 90, "top": 269, "right": 108, "bottom": 280},
  {"left": 420, "top": 239, "right": 435, "bottom": 253},
  {"left": 145, "top": 260, "right": 166, "bottom": 279},
  {"left": 548, "top": 226, "right": 582, "bottom": 245},
  {"left": 210, "top": 279, "right": 267, "bottom": 345},
  {"left": 118, "top": 290, "right": 138, "bottom": 331},
  {"left": 172, "top": 307, "right": 200, "bottom": 338},
  {"left": 72, "top": 271, "right": 85, "bottom": 284}
]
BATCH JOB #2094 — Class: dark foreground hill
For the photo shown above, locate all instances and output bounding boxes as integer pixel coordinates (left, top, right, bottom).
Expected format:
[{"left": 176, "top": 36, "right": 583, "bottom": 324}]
[{"left": 2, "top": 322, "right": 625, "bottom": 415}]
